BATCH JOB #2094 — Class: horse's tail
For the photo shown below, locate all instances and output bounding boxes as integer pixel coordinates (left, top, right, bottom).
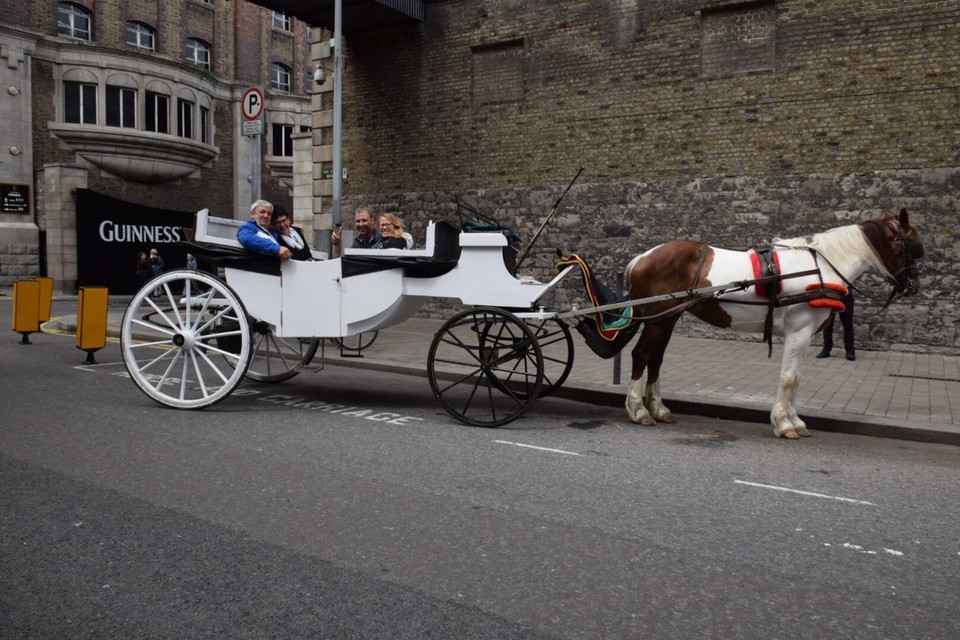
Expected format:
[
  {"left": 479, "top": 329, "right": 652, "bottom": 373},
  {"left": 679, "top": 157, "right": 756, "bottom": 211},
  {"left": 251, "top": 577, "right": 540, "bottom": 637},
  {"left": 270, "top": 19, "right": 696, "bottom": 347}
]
[{"left": 557, "top": 254, "right": 642, "bottom": 359}]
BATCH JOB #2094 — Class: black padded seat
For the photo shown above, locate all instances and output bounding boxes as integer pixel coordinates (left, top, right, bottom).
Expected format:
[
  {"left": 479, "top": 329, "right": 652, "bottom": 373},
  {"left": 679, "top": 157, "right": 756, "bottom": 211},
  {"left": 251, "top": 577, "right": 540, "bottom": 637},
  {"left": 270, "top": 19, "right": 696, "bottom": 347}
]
[
  {"left": 341, "top": 221, "right": 462, "bottom": 279},
  {"left": 178, "top": 241, "right": 281, "bottom": 276}
]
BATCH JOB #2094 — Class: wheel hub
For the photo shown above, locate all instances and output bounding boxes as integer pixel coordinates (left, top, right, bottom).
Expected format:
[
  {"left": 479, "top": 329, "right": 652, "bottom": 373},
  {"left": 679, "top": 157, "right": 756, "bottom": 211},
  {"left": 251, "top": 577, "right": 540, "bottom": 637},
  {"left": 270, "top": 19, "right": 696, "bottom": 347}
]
[{"left": 172, "top": 331, "right": 196, "bottom": 350}]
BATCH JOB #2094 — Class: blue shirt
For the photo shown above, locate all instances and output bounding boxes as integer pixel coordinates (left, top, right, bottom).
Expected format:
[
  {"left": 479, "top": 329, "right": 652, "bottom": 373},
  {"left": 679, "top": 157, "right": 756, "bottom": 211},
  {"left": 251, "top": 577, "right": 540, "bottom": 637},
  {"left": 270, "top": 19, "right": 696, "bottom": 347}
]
[{"left": 237, "top": 219, "right": 281, "bottom": 255}]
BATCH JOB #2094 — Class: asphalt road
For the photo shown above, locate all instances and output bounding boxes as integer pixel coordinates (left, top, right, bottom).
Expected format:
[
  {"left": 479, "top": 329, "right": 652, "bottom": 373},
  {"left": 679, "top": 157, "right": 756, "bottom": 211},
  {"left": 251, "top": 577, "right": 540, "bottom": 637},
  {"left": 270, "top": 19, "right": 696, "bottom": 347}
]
[{"left": 1, "top": 299, "right": 958, "bottom": 639}]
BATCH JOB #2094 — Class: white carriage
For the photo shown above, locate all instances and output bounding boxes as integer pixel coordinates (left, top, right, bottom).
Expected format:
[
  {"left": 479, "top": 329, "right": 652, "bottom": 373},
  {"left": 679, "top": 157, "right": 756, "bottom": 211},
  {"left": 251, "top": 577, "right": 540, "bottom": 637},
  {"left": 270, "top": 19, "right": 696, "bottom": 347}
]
[{"left": 121, "top": 209, "right": 578, "bottom": 426}]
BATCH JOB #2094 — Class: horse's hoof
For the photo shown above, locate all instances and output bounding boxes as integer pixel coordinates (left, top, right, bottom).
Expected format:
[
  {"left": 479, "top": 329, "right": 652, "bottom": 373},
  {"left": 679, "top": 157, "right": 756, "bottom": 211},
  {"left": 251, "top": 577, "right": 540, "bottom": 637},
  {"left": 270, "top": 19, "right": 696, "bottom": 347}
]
[
  {"left": 780, "top": 429, "right": 801, "bottom": 439},
  {"left": 658, "top": 412, "right": 676, "bottom": 423},
  {"left": 630, "top": 412, "right": 656, "bottom": 426}
]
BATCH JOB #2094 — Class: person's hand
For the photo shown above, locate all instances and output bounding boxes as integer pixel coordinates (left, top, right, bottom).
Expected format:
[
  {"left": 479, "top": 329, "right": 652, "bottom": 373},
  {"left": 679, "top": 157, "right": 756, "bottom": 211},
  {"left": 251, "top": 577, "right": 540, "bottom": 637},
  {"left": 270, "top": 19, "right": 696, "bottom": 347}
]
[
  {"left": 330, "top": 227, "right": 341, "bottom": 245},
  {"left": 278, "top": 246, "right": 292, "bottom": 261}
]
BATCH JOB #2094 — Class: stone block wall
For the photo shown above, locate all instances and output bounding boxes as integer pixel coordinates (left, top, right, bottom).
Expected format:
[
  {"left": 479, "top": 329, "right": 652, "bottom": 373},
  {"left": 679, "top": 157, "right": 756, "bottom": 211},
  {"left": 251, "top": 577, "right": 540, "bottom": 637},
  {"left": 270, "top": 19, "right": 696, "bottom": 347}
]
[
  {"left": 329, "top": 0, "right": 958, "bottom": 354},
  {"left": 347, "top": 167, "right": 959, "bottom": 354}
]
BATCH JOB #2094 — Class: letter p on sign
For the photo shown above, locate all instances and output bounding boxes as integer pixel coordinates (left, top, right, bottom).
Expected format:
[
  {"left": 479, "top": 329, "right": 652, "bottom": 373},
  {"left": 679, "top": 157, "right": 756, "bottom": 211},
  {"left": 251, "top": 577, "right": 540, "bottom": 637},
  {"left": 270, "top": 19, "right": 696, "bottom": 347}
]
[{"left": 241, "top": 87, "right": 264, "bottom": 121}]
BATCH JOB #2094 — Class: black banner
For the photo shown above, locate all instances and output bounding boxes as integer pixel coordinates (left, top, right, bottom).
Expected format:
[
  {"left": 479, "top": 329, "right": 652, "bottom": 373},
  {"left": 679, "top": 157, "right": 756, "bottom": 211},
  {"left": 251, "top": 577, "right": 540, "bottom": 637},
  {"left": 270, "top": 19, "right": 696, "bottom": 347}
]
[{"left": 76, "top": 189, "right": 196, "bottom": 294}]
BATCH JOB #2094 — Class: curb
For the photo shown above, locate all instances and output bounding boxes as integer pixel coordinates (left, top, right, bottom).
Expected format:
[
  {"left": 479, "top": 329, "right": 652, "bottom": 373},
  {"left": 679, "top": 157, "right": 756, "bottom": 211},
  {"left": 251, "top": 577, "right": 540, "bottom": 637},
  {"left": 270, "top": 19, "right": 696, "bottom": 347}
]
[{"left": 49, "top": 317, "right": 960, "bottom": 447}]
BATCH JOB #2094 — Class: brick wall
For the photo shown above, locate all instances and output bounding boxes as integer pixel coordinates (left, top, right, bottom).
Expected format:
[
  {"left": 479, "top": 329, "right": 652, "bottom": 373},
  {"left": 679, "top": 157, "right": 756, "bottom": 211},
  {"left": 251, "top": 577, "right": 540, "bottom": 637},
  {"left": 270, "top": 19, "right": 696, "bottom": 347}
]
[{"left": 331, "top": 0, "right": 958, "bottom": 353}]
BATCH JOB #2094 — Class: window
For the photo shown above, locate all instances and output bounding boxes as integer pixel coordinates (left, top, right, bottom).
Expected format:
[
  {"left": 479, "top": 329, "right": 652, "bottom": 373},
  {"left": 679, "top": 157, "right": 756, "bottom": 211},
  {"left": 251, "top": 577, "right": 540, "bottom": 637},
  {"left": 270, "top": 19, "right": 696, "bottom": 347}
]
[
  {"left": 178, "top": 99, "right": 194, "bottom": 138},
  {"left": 57, "top": 3, "right": 92, "bottom": 41},
  {"left": 126, "top": 22, "right": 154, "bottom": 51},
  {"left": 106, "top": 86, "right": 136, "bottom": 128},
  {"left": 200, "top": 106, "right": 210, "bottom": 143},
  {"left": 64, "top": 81, "right": 96, "bottom": 124},
  {"left": 272, "top": 123, "right": 293, "bottom": 156},
  {"left": 270, "top": 63, "right": 291, "bottom": 92},
  {"left": 272, "top": 11, "right": 291, "bottom": 31},
  {"left": 185, "top": 38, "right": 210, "bottom": 70},
  {"left": 145, "top": 91, "right": 169, "bottom": 133}
]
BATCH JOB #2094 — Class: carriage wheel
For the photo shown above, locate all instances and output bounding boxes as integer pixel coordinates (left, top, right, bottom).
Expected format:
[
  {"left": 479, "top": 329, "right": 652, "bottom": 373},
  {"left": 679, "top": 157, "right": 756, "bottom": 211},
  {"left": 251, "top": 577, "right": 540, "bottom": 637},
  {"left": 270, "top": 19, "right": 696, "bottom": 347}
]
[
  {"left": 246, "top": 321, "right": 320, "bottom": 383},
  {"left": 427, "top": 307, "right": 544, "bottom": 427},
  {"left": 521, "top": 318, "right": 574, "bottom": 398},
  {"left": 121, "top": 269, "right": 251, "bottom": 409}
]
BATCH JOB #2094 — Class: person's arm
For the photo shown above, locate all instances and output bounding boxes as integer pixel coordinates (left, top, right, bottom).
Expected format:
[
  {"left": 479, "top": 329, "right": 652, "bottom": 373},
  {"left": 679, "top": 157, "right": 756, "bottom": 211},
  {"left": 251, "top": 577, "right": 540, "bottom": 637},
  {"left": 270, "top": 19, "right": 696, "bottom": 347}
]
[{"left": 330, "top": 226, "right": 343, "bottom": 258}]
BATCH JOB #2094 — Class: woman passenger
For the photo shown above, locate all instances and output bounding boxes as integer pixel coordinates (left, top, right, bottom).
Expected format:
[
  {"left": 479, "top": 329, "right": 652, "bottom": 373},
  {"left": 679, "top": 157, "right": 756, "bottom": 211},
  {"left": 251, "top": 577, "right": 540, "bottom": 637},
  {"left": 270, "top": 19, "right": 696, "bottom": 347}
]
[{"left": 373, "top": 213, "right": 408, "bottom": 250}]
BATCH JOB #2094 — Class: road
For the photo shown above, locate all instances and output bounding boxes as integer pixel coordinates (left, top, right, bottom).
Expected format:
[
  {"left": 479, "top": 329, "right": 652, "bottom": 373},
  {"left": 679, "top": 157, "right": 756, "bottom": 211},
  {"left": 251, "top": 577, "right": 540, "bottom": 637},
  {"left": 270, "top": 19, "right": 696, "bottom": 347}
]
[{"left": 1, "top": 299, "right": 958, "bottom": 639}]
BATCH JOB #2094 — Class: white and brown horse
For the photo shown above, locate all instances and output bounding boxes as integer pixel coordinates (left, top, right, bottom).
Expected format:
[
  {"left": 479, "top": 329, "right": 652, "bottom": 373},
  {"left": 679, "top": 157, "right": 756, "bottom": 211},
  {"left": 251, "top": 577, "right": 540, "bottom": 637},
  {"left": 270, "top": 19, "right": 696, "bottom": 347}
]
[{"left": 612, "top": 209, "right": 922, "bottom": 439}]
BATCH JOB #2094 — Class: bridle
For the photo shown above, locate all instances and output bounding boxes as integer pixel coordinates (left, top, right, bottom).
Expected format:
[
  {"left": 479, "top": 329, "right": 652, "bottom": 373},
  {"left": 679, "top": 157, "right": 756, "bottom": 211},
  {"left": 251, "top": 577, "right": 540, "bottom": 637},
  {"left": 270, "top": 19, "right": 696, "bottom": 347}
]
[{"left": 879, "top": 218, "right": 923, "bottom": 307}]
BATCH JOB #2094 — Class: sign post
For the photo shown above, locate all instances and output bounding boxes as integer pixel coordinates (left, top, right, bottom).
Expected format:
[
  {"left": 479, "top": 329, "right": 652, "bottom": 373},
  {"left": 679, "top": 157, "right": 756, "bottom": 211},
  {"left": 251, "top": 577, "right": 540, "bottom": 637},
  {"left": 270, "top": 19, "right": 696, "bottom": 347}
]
[{"left": 241, "top": 87, "right": 265, "bottom": 202}]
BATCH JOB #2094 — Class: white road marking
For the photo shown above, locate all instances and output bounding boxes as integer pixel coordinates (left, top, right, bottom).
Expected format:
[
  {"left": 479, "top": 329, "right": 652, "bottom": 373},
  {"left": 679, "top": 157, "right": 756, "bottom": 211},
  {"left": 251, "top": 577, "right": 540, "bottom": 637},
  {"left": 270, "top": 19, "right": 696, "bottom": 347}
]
[
  {"left": 734, "top": 480, "right": 875, "bottom": 506},
  {"left": 493, "top": 440, "right": 581, "bottom": 456}
]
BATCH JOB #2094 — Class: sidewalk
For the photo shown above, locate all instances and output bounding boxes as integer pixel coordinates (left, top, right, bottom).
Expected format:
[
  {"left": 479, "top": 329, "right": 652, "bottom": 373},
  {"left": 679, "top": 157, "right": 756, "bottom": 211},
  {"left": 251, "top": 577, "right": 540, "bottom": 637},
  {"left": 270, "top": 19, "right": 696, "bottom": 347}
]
[{"left": 46, "top": 306, "right": 960, "bottom": 446}]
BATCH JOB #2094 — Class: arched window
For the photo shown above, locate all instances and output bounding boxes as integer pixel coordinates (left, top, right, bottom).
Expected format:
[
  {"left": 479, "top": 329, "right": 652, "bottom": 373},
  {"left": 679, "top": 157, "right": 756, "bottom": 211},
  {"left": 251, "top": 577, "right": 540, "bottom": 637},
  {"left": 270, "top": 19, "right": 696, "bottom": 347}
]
[
  {"left": 270, "top": 63, "right": 291, "bottom": 93},
  {"left": 185, "top": 38, "right": 210, "bottom": 70},
  {"left": 57, "top": 3, "right": 92, "bottom": 41},
  {"left": 126, "top": 22, "right": 155, "bottom": 51}
]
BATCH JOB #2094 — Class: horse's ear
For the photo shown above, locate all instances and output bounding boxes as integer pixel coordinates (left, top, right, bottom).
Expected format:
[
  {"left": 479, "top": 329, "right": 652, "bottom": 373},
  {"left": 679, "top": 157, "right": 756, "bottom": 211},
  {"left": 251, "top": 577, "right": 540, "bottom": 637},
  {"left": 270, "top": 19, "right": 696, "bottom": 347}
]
[
  {"left": 880, "top": 209, "right": 893, "bottom": 220},
  {"left": 899, "top": 208, "right": 909, "bottom": 227}
]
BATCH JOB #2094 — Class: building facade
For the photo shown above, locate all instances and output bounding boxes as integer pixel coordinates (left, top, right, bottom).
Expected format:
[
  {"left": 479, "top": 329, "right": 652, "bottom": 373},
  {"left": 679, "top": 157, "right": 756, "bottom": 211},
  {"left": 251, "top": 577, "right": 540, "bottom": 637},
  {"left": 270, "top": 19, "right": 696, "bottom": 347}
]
[
  {"left": 0, "top": 0, "right": 313, "bottom": 292},
  {"left": 303, "top": 0, "right": 958, "bottom": 353}
]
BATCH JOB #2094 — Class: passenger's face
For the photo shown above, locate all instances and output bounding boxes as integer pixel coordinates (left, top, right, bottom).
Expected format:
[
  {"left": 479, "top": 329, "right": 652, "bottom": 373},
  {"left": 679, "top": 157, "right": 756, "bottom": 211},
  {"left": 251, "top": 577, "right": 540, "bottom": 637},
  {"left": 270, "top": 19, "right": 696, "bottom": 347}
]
[
  {"left": 355, "top": 211, "right": 373, "bottom": 236},
  {"left": 252, "top": 204, "right": 272, "bottom": 227},
  {"left": 274, "top": 216, "right": 291, "bottom": 234}
]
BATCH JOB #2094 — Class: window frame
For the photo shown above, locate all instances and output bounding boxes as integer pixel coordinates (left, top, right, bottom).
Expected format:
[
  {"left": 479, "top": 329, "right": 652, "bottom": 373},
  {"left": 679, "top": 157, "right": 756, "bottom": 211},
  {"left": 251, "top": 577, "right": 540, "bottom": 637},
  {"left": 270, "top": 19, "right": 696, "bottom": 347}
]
[
  {"left": 271, "top": 122, "right": 294, "bottom": 157},
  {"left": 177, "top": 98, "right": 194, "bottom": 139},
  {"left": 63, "top": 80, "right": 97, "bottom": 124},
  {"left": 126, "top": 21, "right": 155, "bottom": 51},
  {"left": 270, "top": 63, "right": 292, "bottom": 93},
  {"left": 185, "top": 38, "right": 211, "bottom": 71},
  {"left": 145, "top": 91, "right": 170, "bottom": 134},
  {"left": 272, "top": 11, "right": 291, "bottom": 32},
  {"left": 57, "top": 3, "right": 92, "bottom": 41},
  {"left": 106, "top": 85, "right": 136, "bottom": 128}
]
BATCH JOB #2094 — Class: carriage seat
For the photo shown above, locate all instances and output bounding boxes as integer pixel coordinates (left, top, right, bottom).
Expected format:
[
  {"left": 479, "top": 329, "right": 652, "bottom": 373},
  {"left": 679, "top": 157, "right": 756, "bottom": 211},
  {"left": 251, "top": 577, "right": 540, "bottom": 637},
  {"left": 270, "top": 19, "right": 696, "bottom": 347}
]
[
  {"left": 341, "top": 221, "right": 462, "bottom": 278},
  {"left": 190, "top": 208, "right": 329, "bottom": 259}
]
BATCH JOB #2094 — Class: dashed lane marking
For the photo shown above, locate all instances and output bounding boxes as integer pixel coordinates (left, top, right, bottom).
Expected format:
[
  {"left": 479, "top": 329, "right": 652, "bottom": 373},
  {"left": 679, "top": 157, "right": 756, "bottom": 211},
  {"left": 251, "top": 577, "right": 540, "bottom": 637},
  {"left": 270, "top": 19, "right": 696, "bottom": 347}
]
[
  {"left": 734, "top": 479, "right": 875, "bottom": 506},
  {"left": 493, "top": 440, "right": 581, "bottom": 456}
]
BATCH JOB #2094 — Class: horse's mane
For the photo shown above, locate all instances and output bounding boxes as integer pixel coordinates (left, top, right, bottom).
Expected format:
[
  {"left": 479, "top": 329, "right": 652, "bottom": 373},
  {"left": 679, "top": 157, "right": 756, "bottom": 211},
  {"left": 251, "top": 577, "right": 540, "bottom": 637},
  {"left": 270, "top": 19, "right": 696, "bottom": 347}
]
[{"left": 774, "top": 223, "right": 890, "bottom": 278}]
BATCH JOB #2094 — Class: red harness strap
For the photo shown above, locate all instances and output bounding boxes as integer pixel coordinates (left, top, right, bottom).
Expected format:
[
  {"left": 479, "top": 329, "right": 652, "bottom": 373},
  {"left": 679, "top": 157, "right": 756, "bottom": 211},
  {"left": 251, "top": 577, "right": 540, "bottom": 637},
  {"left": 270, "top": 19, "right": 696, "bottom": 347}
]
[
  {"left": 806, "top": 282, "right": 847, "bottom": 312},
  {"left": 749, "top": 249, "right": 782, "bottom": 298}
]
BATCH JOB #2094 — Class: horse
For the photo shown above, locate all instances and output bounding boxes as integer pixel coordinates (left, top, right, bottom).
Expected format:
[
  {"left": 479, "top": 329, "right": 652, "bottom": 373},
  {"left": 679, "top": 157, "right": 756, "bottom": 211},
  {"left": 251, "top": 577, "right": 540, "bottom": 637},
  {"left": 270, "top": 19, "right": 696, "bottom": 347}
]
[{"left": 580, "top": 209, "right": 922, "bottom": 439}]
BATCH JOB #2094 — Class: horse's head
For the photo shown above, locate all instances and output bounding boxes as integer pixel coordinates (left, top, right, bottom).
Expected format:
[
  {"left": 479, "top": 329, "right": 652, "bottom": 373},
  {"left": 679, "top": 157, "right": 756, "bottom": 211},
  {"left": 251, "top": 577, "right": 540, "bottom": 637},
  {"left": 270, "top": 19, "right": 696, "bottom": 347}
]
[{"left": 864, "top": 208, "right": 923, "bottom": 298}]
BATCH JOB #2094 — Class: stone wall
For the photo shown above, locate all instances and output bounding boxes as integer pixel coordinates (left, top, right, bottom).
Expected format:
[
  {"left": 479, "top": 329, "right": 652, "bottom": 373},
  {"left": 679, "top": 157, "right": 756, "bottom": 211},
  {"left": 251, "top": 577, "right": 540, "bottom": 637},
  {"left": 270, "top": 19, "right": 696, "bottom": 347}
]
[
  {"left": 329, "top": 0, "right": 958, "bottom": 354},
  {"left": 346, "top": 167, "right": 959, "bottom": 354}
]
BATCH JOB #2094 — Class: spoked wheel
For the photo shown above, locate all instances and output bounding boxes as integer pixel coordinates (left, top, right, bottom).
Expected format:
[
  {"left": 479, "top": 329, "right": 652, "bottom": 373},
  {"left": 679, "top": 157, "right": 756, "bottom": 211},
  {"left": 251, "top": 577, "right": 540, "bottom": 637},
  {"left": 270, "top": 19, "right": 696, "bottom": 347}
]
[
  {"left": 427, "top": 307, "right": 544, "bottom": 427},
  {"left": 246, "top": 320, "right": 320, "bottom": 382},
  {"left": 520, "top": 318, "right": 574, "bottom": 398},
  {"left": 121, "top": 270, "right": 251, "bottom": 409}
]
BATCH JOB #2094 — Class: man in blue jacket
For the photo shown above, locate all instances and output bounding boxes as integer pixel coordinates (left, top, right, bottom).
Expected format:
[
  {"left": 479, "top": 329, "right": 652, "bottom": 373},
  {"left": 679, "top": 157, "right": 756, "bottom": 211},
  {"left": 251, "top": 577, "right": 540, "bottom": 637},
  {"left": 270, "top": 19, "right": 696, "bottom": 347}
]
[{"left": 237, "top": 200, "right": 292, "bottom": 261}]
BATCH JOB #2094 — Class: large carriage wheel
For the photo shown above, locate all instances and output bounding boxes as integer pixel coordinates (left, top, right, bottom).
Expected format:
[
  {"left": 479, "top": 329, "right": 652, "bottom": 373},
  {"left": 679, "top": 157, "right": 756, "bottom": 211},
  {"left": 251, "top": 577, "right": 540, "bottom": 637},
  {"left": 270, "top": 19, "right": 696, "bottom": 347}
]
[
  {"left": 246, "top": 321, "right": 320, "bottom": 383},
  {"left": 427, "top": 307, "right": 544, "bottom": 427},
  {"left": 521, "top": 318, "right": 574, "bottom": 398},
  {"left": 121, "top": 269, "right": 251, "bottom": 409}
]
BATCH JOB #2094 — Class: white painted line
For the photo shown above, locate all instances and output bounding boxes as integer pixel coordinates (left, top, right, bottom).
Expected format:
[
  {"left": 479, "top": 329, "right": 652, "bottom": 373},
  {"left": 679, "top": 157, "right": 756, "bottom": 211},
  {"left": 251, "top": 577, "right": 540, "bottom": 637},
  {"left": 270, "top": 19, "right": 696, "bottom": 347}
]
[
  {"left": 734, "top": 480, "right": 875, "bottom": 506},
  {"left": 493, "top": 440, "right": 582, "bottom": 456}
]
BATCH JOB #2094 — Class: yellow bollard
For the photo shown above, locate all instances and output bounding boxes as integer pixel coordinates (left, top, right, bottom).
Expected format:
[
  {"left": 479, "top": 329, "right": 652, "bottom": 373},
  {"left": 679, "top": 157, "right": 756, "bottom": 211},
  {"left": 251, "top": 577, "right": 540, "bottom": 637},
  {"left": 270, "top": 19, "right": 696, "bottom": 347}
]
[
  {"left": 12, "top": 279, "right": 41, "bottom": 344},
  {"left": 76, "top": 286, "right": 109, "bottom": 364},
  {"left": 34, "top": 277, "right": 54, "bottom": 323}
]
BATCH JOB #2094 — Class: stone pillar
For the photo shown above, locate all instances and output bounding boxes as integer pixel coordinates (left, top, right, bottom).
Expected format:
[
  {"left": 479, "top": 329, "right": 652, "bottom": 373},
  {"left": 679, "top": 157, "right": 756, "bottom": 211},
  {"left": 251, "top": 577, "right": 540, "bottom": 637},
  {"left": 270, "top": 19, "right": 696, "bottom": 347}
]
[
  {"left": 291, "top": 130, "right": 315, "bottom": 244},
  {"left": 40, "top": 164, "right": 88, "bottom": 293},
  {"left": 0, "top": 29, "right": 39, "bottom": 288},
  {"left": 309, "top": 32, "right": 334, "bottom": 242}
]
